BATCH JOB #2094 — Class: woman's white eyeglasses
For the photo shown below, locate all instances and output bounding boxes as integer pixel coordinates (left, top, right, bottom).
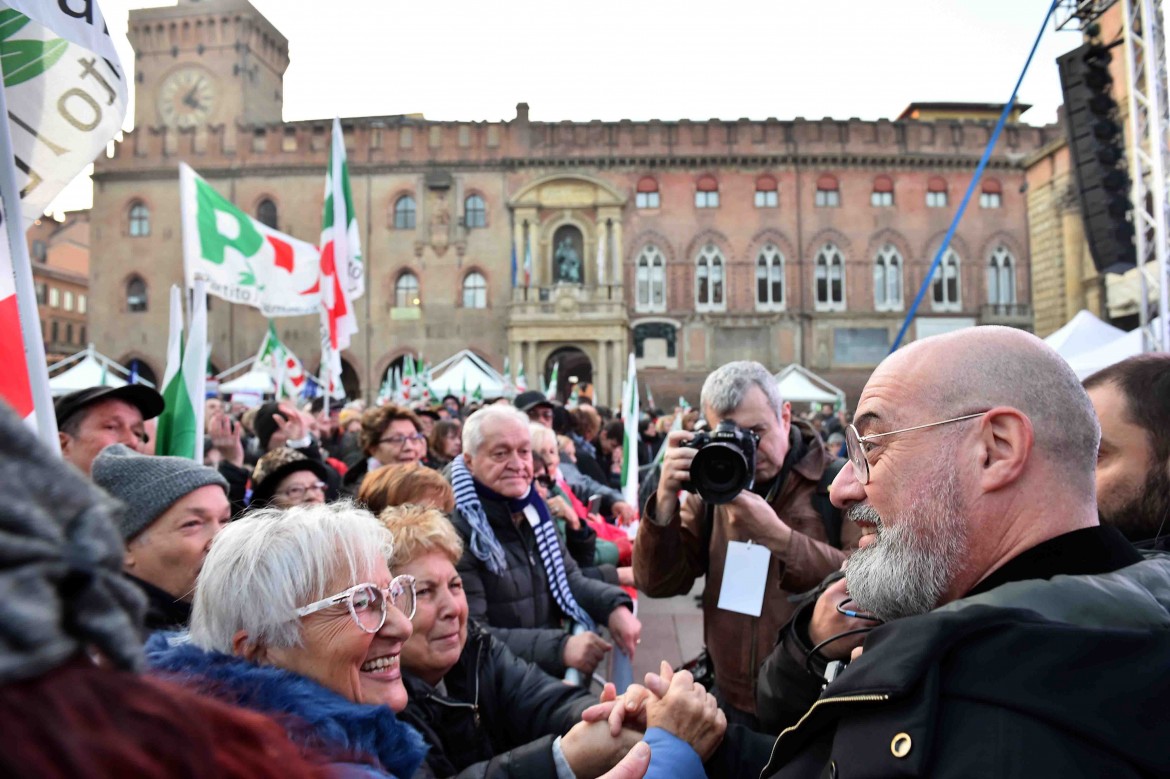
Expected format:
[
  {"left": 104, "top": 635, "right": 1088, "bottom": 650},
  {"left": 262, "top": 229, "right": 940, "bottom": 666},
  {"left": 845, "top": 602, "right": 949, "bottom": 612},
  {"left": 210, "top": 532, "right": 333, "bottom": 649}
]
[{"left": 294, "top": 575, "right": 417, "bottom": 633}]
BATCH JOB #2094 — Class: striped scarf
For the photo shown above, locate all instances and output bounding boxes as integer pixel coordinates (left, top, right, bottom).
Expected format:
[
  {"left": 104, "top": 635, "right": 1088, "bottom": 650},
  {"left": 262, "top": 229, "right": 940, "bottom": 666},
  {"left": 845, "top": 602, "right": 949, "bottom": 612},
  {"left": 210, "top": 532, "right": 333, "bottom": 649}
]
[{"left": 450, "top": 458, "right": 594, "bottom": 630}]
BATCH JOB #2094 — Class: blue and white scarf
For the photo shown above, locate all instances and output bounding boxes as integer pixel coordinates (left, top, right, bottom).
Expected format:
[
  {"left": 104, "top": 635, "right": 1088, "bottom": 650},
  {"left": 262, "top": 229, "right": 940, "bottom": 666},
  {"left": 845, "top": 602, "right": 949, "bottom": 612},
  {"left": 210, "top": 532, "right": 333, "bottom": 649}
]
[{"left": 450, "top": 456, "right": 595, "bottom": 630}]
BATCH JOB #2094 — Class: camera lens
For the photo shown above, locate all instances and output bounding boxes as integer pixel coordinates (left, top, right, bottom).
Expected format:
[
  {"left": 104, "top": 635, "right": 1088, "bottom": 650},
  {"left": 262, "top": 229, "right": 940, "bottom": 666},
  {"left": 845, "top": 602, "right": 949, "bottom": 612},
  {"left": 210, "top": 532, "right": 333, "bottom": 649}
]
[{"left": 692, "top": 443, "right": 749, "bottom": 504}]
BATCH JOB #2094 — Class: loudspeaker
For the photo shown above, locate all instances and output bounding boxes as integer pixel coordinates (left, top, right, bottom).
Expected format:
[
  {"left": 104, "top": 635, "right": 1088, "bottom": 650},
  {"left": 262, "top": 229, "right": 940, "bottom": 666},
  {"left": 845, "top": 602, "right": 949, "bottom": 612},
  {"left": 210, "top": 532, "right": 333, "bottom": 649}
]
[{"left": 1058, "top": 41, "right": 1136, "bottom": 274}]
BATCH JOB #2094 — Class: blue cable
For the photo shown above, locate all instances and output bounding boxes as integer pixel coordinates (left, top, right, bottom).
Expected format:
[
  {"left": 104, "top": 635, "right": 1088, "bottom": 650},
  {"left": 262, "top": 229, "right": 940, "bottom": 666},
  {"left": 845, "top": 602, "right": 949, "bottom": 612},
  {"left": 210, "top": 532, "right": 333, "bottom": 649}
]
[{"left": 891, "top": 0, "right": 1063, "bottom": 352}]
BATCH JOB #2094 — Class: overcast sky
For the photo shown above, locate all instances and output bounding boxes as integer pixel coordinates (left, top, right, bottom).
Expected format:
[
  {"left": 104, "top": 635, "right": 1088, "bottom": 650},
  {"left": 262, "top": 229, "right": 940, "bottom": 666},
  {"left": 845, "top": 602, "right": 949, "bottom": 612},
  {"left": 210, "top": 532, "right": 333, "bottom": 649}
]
[{"left": 48, "top": 0, "right": 1084, "bottom": 216}]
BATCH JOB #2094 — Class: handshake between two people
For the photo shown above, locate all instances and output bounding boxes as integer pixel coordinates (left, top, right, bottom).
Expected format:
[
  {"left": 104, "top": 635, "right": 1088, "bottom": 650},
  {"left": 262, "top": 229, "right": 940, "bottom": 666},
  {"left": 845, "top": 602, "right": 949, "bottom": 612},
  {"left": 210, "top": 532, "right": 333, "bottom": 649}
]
[{"left": 559, "top": 661, "right": 728, "bottom": 778}]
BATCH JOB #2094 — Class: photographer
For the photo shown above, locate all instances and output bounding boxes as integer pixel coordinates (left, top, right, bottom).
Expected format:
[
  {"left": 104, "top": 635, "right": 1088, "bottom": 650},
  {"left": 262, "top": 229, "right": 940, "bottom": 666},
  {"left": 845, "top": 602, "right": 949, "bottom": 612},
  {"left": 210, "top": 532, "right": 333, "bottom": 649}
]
[{"left": 633, "top": 361, "right": 860, "bottom": 728}]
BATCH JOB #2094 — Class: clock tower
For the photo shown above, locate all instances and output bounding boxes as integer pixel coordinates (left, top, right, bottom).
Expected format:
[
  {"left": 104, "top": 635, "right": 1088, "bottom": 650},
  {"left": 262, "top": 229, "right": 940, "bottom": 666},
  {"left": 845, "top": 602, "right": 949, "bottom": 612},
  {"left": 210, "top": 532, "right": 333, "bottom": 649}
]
[{"left": 128, "top": 0, "right": 288, "bottom": 130}]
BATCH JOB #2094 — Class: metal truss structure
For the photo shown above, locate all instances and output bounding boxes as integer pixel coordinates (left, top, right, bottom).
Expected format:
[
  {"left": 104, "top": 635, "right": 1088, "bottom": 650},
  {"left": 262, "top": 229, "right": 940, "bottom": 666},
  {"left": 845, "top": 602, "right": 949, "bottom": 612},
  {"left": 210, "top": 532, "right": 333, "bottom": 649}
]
[{"left": 1122, "top": 0, "right": 1170, "bottom": 351}]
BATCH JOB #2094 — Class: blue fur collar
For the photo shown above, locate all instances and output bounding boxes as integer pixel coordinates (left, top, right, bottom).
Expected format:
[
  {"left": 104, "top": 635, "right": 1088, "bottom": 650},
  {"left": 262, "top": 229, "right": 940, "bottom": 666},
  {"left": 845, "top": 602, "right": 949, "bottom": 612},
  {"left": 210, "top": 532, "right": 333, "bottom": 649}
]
[{"left": 145, "top": 633, "right": 427, "bottom": 778}]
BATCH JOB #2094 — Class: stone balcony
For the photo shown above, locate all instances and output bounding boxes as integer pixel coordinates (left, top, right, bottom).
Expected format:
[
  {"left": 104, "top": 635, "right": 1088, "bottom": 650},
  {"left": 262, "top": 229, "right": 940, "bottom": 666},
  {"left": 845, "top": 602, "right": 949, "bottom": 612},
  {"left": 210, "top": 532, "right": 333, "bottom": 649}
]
[
  {"left": 509, "top": 284, "right": 628, "bottom": 324},
  {"left": 979, "top": 303, "right": 1034, "bottom": 330}
]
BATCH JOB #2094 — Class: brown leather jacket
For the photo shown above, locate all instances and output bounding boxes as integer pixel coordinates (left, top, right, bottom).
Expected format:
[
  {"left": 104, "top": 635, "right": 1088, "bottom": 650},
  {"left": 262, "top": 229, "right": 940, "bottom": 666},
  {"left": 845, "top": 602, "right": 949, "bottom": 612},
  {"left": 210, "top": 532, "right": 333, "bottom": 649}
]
[{"left": 633, "top": 421, "right": 860, "bottom": 714}]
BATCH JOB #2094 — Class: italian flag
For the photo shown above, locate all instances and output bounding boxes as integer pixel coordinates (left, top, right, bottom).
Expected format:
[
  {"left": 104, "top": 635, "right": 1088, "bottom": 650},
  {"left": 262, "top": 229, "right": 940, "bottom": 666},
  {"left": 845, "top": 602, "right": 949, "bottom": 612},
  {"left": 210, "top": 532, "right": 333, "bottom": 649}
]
[
  {"left": 546, "top": 361, "right": 559, "bottom": 401},
  {"left": 255, "top": 321, "right": 306, "bottom": 400},
  {"left": 318, "top": 117, "right": 364, "bottom": 399},
  {"left": 0, "top": 220, "right": 33, "bottom": 423},
  {"left": 155, "top": 283, "right": 208, "bottom": 461},
  {"left": 620, "top": 352, "right": 640, "bottom": 510}
]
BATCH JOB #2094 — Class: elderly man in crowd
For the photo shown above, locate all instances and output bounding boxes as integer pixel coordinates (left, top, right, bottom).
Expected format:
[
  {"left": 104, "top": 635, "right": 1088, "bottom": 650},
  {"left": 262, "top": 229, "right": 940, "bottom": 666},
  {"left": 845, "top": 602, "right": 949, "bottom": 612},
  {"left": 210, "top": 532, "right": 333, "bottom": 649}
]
[
  {"left": 54, "top": 385, "right": 164, "bottom": 475},
  {"left": 635, "top": 360, "right": 854, "bottom": 728},
  {"left": 1083, "top": 353, "right": 1170, "bottom": 549},
  {"left": 341, "top": 403, "right": 427, "bottom": 495},
  {"left": 91, "top": 444, "right": 231, "bottom": 631},
  {"left": 748, "top": 326, "right": 1168, "bottom": 778},
  {"left": 448, "top": 404, "right": 642, "bottom": 679}
]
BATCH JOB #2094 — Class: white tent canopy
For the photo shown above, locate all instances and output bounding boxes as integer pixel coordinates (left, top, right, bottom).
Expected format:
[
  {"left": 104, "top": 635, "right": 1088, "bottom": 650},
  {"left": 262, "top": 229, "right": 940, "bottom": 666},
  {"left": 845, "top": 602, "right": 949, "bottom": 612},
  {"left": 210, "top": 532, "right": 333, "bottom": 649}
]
[
  {"left": 1064, "top": 319, "right": 1158, "bottom": 379},
  {"left": 773, "top": 364, "right": 844, "bottom": 405},
  {"left": 47, "top": 344, "right": 150, "bottom": 396},
  {"left": 219, "top": 369, "right": 277, "bottom": 395},
  {"left": 1043, "top": 310, "right": 1125, "bottom": 359},
  {"left": 429, "top": 350, "right": 506, "bottom": 397}
]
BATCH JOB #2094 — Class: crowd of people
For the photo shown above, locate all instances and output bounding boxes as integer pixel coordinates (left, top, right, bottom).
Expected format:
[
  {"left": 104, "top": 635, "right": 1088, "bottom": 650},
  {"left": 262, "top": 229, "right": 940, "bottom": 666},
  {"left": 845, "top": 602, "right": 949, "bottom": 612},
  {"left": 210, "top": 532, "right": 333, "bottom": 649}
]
[{"left": 3, "top": 325, "right": 1169, "bottom": 777}]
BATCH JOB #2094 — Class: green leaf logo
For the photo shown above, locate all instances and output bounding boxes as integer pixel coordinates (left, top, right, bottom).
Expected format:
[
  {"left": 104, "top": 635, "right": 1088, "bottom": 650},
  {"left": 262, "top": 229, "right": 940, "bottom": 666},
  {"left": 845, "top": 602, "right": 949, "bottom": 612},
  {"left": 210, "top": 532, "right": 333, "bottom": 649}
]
[
  {"left": 1, "top": 36, "right": 67, "bottom": 88},
  {"left": 0, "top": 10, "right": 31, "bottom": 42}
]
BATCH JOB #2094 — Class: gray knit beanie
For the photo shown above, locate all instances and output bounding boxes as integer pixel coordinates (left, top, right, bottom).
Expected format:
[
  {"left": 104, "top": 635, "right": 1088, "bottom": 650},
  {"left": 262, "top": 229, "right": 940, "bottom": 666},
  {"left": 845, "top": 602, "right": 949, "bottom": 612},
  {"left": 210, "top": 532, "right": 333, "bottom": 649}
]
[
  {"left": 92, "top": 445, "right": 229, "bottom": 541},
  {"left": 0, "top": 402, "right": 145, "bottom": 683}
]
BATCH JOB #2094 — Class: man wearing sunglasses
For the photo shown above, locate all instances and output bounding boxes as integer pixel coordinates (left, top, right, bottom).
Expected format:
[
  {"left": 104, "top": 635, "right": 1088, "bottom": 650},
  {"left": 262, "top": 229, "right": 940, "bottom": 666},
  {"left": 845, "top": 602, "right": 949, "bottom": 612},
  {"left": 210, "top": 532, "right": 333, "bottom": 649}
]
[{"left": 753, "top": 326, "right": 1166, "bottom": 778}]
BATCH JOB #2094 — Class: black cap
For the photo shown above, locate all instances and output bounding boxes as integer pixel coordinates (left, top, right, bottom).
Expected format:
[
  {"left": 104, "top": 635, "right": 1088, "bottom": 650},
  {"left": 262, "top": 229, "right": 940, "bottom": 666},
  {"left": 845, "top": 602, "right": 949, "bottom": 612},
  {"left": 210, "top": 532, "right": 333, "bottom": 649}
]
[
  {"left": 514, "top": 390, "right": 554, "bottom": 413},
  {"left": 253, "top": 402, "right": 286, "bottom": 451},
  {"left": 415, "top": 407, "right": 441, "bottom": 421},
  {"left": 55, "top": 385, "right": 165, "bottom": 428}
]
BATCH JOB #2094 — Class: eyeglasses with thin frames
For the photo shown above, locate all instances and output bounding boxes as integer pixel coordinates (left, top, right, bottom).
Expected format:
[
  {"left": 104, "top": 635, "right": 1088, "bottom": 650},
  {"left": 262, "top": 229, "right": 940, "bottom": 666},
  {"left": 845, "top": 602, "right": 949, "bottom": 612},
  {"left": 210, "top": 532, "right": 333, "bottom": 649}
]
[
  {"left": 378, "top": 433, "right": 426, "bottom": 448},
  {"left": 294, "top": 575, "right": 417, "bottom": 633},
  {"left": 276, "top": 481, "right": 327, "bottom": 500},
  {"left": 845, "top": 411, "right": 988, "bottom": 485}
]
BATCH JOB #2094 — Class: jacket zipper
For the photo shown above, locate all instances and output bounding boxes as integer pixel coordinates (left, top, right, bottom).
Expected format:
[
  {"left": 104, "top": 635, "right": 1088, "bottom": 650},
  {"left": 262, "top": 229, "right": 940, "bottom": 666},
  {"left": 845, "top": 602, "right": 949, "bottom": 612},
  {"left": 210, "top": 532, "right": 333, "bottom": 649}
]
[{"left": 764, "top": 693, "right": 891, "bottom": 775}]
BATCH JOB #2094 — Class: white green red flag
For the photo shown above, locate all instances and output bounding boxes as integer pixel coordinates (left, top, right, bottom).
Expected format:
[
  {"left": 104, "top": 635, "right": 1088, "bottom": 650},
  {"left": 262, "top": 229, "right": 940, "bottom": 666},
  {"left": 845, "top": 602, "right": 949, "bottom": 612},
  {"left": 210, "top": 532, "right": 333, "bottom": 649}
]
[
  {"left": 546, "top": 361, "right": 559, "bottom": 401},
  {"left": 620, "top": 352, "right": 640, "bottom": 509},
  {"left": 516, "top": 361, "right": 528, "bottom": 393},
  {"left": 255, "top": 321, "right": 306, "bottom": 400},
  {"left": 0, "top": 0, "right": 126, "bottom": 439},
  {"left": 155, "top": 283, "right": 207, "bottom": 461},
  {"left": 317, "top": 117, "right": 363, "bottom": 401},
  {"left": 180, "top": 163, "right": 321, "bottom": 317}
]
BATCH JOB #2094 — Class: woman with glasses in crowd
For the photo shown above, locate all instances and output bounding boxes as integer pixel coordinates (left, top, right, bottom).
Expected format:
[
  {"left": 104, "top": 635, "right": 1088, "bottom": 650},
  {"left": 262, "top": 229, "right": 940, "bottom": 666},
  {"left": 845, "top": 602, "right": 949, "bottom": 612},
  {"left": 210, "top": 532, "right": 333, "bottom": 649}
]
[
  {"left": 146, "top": 502, "right": 429, "bottom": 778},
  {"left": 342, "top": 404, "right": 428, "bottom": 497},
  {"left": 249, "top": 447, "right": 332, "bottom": 509}
]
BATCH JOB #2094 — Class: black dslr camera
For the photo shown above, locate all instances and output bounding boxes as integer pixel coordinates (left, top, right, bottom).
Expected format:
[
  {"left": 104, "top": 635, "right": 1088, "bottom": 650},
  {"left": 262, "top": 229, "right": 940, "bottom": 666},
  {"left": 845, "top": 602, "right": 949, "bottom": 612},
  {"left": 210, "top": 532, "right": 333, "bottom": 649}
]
[{"left": 683, "top": 420, "right": 757, "bottom": 504}]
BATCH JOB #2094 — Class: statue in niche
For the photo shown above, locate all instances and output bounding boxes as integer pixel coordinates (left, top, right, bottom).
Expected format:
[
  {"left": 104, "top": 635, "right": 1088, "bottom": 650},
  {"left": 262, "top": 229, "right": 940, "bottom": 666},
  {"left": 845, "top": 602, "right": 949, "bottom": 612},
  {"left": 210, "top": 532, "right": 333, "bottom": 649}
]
[{"left": 554, "top": 236, "right": 582, "bottom": 284}]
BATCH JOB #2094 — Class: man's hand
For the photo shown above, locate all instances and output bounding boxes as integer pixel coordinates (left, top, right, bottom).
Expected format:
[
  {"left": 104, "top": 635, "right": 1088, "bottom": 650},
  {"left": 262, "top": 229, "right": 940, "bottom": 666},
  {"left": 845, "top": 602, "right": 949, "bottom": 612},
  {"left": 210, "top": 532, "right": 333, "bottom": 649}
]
[
  {"left": 273, "top": 403, "right": 306, "bottom": 444},
  {"left": 208, "top": 412, "right": 244, "bottom": 467},
  {"left": 561, "top": 720, "right": 642, "bottom": 779},
  {"left": 726, "top": 489, "right": 792, "bottom": 545},
  {"left": 808, "top": 575, "right": 876, "bottom": 661},
  {"left": 617, "top": 566, "right": 635, "bottom": 587},
  {"left": 547, "top": 495, "right": 579, "bottom": 530},
  {"left": 612, "top": 501, "right": 637, "bottom": 525},
  {"left": 607, "top": 606, "right": 641, "bottom": 658},
  {"left": 644, "top": 664, "right": 726, "bottom": 762},
  {"left": 564, "top": 630, "right": 612, "bottom": 673},
  {"left": 654, "top": 430, "right": 697, "bottom": 523},
  {"left": 595, "top": 741, "right": 650, "bottom": 779},
  {"left": 584, "top": 682, "right": 653, "bottom": 737}
]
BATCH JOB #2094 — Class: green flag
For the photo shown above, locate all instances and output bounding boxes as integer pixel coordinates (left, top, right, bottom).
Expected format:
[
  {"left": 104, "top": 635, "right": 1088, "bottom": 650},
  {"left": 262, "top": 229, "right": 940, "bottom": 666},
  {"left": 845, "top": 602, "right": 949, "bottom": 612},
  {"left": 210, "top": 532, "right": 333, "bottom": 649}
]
[{"left": 155, "top": 284, "right": 207, "bottom": 460}]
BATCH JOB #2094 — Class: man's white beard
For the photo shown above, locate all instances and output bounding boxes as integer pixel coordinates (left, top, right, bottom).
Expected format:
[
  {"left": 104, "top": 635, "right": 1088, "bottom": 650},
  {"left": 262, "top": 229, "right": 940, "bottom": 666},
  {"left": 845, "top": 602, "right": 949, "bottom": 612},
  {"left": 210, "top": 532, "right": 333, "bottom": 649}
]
[{"left": 844, "top": 467, "right": 968, "bottom": 622}]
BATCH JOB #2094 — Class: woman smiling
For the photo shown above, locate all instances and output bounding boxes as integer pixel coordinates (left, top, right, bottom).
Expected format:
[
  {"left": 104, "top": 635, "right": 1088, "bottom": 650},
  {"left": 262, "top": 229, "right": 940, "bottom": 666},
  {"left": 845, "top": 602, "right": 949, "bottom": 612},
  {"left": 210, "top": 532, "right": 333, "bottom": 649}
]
[{"left": 146, "top": 502, "right": 428, "bottom": 778}]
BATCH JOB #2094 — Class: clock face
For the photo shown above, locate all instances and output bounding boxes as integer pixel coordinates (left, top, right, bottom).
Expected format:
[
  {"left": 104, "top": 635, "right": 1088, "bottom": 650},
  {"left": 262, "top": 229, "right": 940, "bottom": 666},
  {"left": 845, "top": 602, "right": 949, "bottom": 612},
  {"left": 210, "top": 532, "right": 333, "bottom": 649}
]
[{"left": 157, "top": 67, "right": 216, "bottom": 128}]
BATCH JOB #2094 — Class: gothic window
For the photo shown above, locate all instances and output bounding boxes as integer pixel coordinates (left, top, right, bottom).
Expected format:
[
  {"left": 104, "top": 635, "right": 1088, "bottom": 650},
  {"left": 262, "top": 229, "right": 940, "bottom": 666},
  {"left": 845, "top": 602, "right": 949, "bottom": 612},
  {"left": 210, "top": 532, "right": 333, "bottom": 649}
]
[
  {"left": 126, "top": 276, "right": 148, "bottom": 313},
  {"left": 873, "top": 244, "right": 904, "bottom": 311},
  {"left": 987, "top": 246, "right": 1016, "bottom": 305},
  {"left": 395, "top": 272, "right": 420, "bottom": 307},
  {"left": 871, "top": 175, "right": 894, "bottom": 207},
  {"left": 635, "top": 177, "right": 660, "bottom": 209},
  {"left": 815, "top": 174, "right": 840, "bottom": 207},
  {"left": 394, "top": 195, "right": 416, "bottom": 229},
  {"left": 635, "top": 245, "right": 666, "bottom": 313},
  {"left": 814, "top": 243, "right": 845, "bottom": 311},
  {"left": 755, "top": 243, "right": 785, "bottom": 310},
  {"left": 462, "top": 271, "right": 487, "bottom": 308},
  {"left": 256, "top": 198, "right": 278, "bottom": 229},
  {"left": 695, "top": 244, "right": 725, "bottom": 310},
  {"left": 129, "top": 202, "right": 150, "bottom": 237},
  {"left": 465, "top": 194, "right": 486, "bottom": 228},
  {"left": 931, "top": 249, "right": 962, "bottom": 311},
  {"left": 755, "top": 175, "right": 778, "bottom": 208},
  {"left": 694, "top": 175, "right": 719, "bottom": 209}
]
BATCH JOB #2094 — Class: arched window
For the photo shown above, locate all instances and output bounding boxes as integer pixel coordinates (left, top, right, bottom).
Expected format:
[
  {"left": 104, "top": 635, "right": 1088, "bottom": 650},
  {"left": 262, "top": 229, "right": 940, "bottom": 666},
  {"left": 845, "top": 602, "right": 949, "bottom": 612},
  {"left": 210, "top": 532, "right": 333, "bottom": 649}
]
[
  {"left": 635, "top": 245, "right": 666, "bottom": 313},
  {"left": 815, "top": 174, "right": 840, "bottom": 207},
  {"left": 393, "top": 195, "right": 416, "bottom": 229},
  {"left": 755, "top": 243, "right": 785, "bottom": 310},
  {"left": 695, "top": 244, "right": 725, "bottom": 310},
  {"left": 755, "top": 175, "right": 778, "bottom": 208},
  {"left": 635, "top": 177, "right": 660, "bottom": 209},
  {"left": 987, "top": 246, "right": 1016, "bottom": 305},
  {"left": 926, "top": 176, "right": 948, "bottom": 208},
  {"left": 814, "top": 243, "right": 845, "bottom": 310},
  {"left": 128, "top": 202, "right": 150, "bottom": 237},
  {"left": 980, "top": 178, "right": 1003, "bottom": 209},
  {"left": 256, "top": 198, "right": 278, "bottom": 229},
  {"left": 873, "top": 244, "right": 904, "bottom": 311},
  {"left": 931, "top": 249, "right": 962, "bottom": 311},
  {"left": 395, "top": 272, "right": 420, "bottom": 307},
  {"left": 464, "top": 194, "right": 486, "bottom": 228},
  {"left": 126, "top": 276, "right": 148, "bottom": 312},
  {"left": 695, "top": 175, "right": 719, "bottom": 208},
  {"left": 871, "top": 175, "right": 894, "bottom": 207},
  {"left": 462, "top": 271, "right": 487, "bottom": 308}
]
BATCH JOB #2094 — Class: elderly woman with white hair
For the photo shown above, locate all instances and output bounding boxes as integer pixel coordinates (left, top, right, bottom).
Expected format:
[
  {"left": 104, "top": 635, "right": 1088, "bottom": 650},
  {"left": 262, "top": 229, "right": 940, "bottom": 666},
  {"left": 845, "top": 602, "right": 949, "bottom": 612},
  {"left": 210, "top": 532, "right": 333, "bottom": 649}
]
[{"left": 146, "top": 502, "right": 428, "bottom": 778}]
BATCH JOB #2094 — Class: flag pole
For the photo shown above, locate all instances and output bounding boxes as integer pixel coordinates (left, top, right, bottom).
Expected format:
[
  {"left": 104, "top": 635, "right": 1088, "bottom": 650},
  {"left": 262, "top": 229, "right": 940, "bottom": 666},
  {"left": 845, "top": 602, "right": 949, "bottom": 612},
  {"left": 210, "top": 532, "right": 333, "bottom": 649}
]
[
  {"left": 322, "top": 341, "right": 332, "bottom": 417},
  {"left": 0, "top": 79, "right": 57, "bottom": 451},
  {"left": 190, "top": 277, "right": 208, "bottom": 464}
]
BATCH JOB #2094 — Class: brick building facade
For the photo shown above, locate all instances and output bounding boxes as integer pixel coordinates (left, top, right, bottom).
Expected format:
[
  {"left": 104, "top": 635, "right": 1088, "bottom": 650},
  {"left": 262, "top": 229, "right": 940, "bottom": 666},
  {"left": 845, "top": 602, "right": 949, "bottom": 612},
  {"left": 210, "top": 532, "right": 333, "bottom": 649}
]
[
  {"left": 27, "top": 212, "right": 90, "bottom": 365},
  {"left": 89, "top": 0, "right": 1057, "bottom": 406}
]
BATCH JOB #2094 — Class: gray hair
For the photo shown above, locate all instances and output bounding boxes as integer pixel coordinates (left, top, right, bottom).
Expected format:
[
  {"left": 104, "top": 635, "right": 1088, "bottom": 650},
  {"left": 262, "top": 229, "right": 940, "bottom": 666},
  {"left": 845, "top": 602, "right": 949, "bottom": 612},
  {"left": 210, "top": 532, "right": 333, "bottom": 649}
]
[
  {"left": 462, "top": 404, "right": 531, "bottom": 456},
  {"left": 188, "top": 501, "right": 394, "bottom": 653},
  {"left": 529, "top": 422, "right": 556, "bottom": 451},
  {"left": 701, "top": 361, "right": 785, "bottom": 422}
]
